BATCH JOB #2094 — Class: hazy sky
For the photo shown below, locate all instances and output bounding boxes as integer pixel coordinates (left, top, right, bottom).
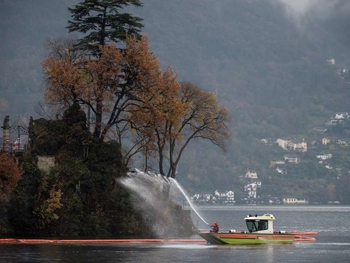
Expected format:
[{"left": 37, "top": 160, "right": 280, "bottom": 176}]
[
  {"left": 280, "top": 0, "right": 350, "bottom": 50},
  {"left": 280, "top": 0, "right": 350, "bottom": 15},
  {"left": 279, "top": 0, "right": 313, "bottom": 13}
]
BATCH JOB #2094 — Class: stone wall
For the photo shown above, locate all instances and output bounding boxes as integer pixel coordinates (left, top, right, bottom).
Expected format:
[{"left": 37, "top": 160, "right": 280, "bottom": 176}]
[{"left": 37, "top": 156, "right": 55, "bottom": 172}]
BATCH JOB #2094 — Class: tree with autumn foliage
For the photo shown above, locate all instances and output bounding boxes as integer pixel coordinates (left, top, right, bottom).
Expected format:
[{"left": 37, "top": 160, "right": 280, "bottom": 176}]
[
  {"left": 167, "top": 81, "right": 230, "bottom": 178},
  {"left": 127, "top": 67, "right": 187, "bottom": 173},
  {"left": 130, "top": 81, "right": 231, "bottom": 178},
  {"left": 42, "top": 36, "right": 166, "bottom": 143},
  {"left": 0, "top": 153, "right": 23, "bottom": 200}
]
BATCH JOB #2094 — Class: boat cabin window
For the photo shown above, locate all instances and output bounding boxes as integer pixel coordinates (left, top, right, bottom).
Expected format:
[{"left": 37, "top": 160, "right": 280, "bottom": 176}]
[{"left": 246, "top": 220, "right": 268, "bottom": 232}]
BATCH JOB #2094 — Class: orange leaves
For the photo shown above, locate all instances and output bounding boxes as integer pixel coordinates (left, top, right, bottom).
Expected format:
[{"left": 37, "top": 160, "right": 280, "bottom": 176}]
[
  {"left": 129, "top": 66, "right": 184, "bottom": 138},
  {"left": 81, "top": 43, "right": 124, "bottom": 103},
  {"left": 42, "top": 44, "right": 124, "bottom": 108},
  {"left": 0, "top": 153, "right": 23, "bottom": 198},
  {"left": 123, "top": 36, "right": 163, "bottom": 98},
  {"left": 42, "top": 55, "right": 83, "bottom": 107},
  {"left": 44, "top": 188, "right": 63, "bottom": 221},
  {"left": 111, "top": 36, "right": 185, "bottom": 140},
  {"left": 34, "top": 186, "right": 63, "bottom": 224}
]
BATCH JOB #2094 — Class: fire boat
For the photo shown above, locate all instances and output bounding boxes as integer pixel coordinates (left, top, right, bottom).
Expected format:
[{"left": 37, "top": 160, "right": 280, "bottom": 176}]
[{"left": 198, "top": 213, "right": 318, "bottom": 245}]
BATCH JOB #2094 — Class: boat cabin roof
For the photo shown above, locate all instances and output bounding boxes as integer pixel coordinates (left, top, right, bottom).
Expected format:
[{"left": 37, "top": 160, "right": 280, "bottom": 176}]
[
  {"left": 244, "top": 213, "right": 275, "bottom": 221},
  {"left": 244, "top": 214, "right": 275, "bottom": 233}
]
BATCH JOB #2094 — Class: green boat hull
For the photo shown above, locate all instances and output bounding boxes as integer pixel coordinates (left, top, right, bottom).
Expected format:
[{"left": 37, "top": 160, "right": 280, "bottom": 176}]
[{"left": 198, "top": 232, "right": 295, "bottom": 245}]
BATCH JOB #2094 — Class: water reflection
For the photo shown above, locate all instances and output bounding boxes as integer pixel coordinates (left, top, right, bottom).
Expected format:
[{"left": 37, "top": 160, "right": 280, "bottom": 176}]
[{"left": 0, "top": 242, "right": 295, "bottom": 263}]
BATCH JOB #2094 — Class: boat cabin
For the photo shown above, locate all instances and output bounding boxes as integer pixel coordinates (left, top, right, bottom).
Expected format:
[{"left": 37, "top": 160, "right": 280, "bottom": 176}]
[{"left": 244, "top": 213, "right": 275, "bottom": 234}]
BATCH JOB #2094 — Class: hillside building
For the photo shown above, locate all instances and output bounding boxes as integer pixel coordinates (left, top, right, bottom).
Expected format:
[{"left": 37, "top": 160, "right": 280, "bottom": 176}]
[
  {"left": 245, "top": 170, "right": 258, "bottom": 179},
  {"left": 282, "top": 197, "right": 309, "bottom": 205}
]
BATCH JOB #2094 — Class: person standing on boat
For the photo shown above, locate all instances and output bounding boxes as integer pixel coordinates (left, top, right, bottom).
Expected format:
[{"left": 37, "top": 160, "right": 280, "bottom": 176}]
[{"left": 210, "top": 221, "right": 219, "bottom": 232}]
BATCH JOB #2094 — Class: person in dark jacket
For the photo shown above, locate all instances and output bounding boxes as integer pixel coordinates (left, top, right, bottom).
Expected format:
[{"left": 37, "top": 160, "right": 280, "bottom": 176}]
[{"left": 210, "top": 221, "right": 219, "bottom": 232}]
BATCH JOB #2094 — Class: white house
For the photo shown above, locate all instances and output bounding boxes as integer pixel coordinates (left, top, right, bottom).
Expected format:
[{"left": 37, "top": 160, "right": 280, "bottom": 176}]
[
  {"left": 286, "top": 139, "right": 307, "bottom": 152},
  {"left": 334, "top": 112, "right": 348, "bottom": 120},
  {"left": 192, "top": 190, "right": 236, "bottom": 205},
  {"left": 261, "top": 138, "right": 269, "bottom": 144},
  {"left": 327, "top": 58, "right": 335, "bottom": 65},
  {"left": 245, "top": 170, "right": 258, "bottom": 179},
  {"left": 276, "top": 138, "right": 307, "bottom": 152},
  {"left": 316, "top": 153, "right": 332, "bottom": 160},
  {"left": 191, "top": 193, "right": 212, "bottom": 204},
  {"left": 271, "top": 159, "right": 285, "bottom": 165},
  {"left": 275, "top": 138, "right": 290, "bottom": 150},
  {"left": 283, "top": 154, "right": 300, "bottom": 164},
  {"left": 282, "top": 197, "right": 309, "bottom": 205},
  {"left": 322, "top": 138, "right": 331, "bottom": 145},
  {"left": 276, "top": 167, "right": 287, "bottom": 174},
  {"left": 244, "top": 182, "right": 261, "bottom": 199},
  {"left": 325, "top": 165, "right": 333, "bottom": 170},
  {"left": 337, "top": 140, "right": 348, "bottom": 146},
  {"left": 214, "top": 190, "right": 235, "bottom": 205}
]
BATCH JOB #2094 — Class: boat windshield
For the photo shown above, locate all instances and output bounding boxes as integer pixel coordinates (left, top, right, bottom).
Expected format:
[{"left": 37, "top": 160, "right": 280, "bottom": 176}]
[{"left": 246, "top": 220, "right": 268, "bottom": 232}]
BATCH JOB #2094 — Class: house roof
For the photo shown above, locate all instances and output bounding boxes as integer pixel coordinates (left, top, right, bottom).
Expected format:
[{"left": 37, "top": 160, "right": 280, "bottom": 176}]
[
  {"left": 313, "top": 126, "right": 327, "bottom": 132},
  {"left": 283, "top": 154, "right": 299, "bottom": 158}
]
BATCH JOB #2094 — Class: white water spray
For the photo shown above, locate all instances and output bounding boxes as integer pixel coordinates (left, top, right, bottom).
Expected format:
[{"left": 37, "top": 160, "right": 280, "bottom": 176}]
[
  {"left": 118, "top": 168, "right": 210, "bottom": 237},
  {"left": 170, "top": 178, "right": 209, "bottom": 226},
  {"left": 118, "top": 169, "right": 175, "bottom": 237}
]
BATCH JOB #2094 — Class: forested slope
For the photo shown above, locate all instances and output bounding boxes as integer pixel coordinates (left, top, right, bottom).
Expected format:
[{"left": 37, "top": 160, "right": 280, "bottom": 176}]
[
  {"left": 1, "top": 0, "right": 350, "bottom": 201},
  {"left": 132, "top": 0, "right": 350, "bottom": 199}
]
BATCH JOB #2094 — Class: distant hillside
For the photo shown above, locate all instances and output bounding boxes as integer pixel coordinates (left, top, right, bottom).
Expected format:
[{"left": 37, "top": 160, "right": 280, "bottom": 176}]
[
  {"left": 131, "top": 0, "right": 350, "bottom": 201},
  {"left": 1, "top": 0, "right": 350, "bottom": 202}
]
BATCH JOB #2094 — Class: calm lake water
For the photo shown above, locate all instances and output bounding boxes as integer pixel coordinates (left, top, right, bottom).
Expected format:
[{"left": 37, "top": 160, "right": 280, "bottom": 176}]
[{"left": 1, "top": 206, "right": 349, "bottom": 263}]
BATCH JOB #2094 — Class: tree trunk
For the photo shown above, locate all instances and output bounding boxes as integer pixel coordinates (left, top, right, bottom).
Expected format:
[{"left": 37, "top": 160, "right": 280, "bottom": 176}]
[
  {"left": 158, "top": 148, "right": 165, "bottom": 176},
  {"left": 93, "top": 100, "right": 103, "bottom": 139}
]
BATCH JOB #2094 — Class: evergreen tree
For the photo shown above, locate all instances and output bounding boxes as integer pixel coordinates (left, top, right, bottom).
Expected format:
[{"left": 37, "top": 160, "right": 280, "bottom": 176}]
[{"left": 67, "top": 0, "right": 144, "bottom": 55}]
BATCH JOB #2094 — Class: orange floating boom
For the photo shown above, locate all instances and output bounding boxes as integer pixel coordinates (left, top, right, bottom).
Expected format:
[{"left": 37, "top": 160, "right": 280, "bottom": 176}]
[{"left": 0, "top": 238, "right": 205, "bottom": 244}]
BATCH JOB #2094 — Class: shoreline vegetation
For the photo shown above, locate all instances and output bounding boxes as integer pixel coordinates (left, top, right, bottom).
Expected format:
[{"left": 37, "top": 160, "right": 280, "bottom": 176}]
[{"left": 0, "top": 108, "right": 198, "bottom": 237}]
